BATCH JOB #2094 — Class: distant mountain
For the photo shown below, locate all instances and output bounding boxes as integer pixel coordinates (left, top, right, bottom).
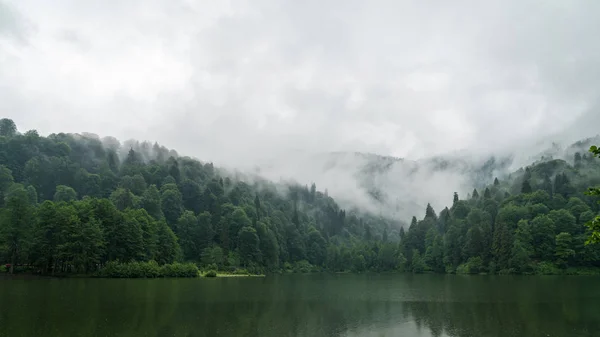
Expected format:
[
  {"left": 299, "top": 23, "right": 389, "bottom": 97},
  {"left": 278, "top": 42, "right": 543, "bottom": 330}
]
[{"left": 249, "top": 135, "right": 600, "bottom": 221}]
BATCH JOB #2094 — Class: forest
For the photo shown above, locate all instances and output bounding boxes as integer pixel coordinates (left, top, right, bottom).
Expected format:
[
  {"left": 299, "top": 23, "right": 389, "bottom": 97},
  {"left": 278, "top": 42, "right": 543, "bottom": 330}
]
[{"left": 0, "top": 117, "right": 599, "bottom": 276}]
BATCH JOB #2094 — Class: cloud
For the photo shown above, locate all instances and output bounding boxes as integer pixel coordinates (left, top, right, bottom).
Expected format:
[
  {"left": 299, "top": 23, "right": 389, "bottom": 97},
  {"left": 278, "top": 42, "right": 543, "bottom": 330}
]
[{"left": 1, "top": 0, "right": 599, "bottom": 220}]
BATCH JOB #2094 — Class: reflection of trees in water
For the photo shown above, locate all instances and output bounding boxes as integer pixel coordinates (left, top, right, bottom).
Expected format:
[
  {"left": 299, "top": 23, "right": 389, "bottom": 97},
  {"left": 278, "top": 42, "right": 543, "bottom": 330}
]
[
  {"left": 1, "top": 276, "right": 600, "bottom": 337},
  {"left": 402, "top": 300, "right": 600, "bottom": 337}
]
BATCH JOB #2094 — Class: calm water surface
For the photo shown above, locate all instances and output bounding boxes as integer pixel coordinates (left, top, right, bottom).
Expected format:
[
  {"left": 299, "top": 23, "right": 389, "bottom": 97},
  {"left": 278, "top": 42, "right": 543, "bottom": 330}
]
[{"left": 1, "top": 274, "right": 599, "bottom": 337}]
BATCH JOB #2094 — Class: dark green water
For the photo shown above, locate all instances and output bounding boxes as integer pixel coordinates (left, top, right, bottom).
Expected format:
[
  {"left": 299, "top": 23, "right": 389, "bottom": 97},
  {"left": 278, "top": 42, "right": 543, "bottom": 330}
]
[{"left": 1, "top": 274, "right": 599, "bottom": 337}]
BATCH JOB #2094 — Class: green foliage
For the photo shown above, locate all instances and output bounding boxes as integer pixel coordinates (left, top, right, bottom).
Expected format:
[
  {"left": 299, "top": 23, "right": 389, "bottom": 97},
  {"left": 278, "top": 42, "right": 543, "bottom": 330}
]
[
  {"left": 238, "top": 226, "right": 260, "bottom": 267},
  {"left": 201, "top": 245, "right": 224, "bottom": 267},
  {"left": 456, "top": 257, "right": 484, "bottom": 274},
  {"left": 1, "top": 118, "right": 600, "bottom": 277},
  {"left": 584, "top": 144, "right": 600, "bottom": 244},
  {"left": 54, "top": 185, "right": 77, "bottom": 203},
  {"left": 0, "top": 118, "right": 17, "bottom": 138},
  {"left": 204, "top": 270, "right": 217, "bottom": 277},
  {"left": 98, "top": 261, "right": 198, "bottom": 278},
  {"left": 535, "top": 261, "right": 560, "bottom": 275},
  {"left": 555, "top": 232, "right": 575, "bottom": 268}
]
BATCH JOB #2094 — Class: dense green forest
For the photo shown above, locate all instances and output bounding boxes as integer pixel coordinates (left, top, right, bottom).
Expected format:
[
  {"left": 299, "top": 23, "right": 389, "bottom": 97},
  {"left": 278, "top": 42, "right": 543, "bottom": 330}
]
[
  {"left": 0, "top": 118, "right": 399, "bottom": 275},
  {"left": 401, "top": 142, "right": 600, "bottom": 274},
  {"left": 1, "top": 117, "right": 599, "bottom": 276}
]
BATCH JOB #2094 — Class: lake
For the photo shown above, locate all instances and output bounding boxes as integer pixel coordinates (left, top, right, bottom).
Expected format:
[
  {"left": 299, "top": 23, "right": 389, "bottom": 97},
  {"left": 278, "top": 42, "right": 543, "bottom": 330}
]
[{"left": 0, "top": 274, "right": 599, "bottom": 337}]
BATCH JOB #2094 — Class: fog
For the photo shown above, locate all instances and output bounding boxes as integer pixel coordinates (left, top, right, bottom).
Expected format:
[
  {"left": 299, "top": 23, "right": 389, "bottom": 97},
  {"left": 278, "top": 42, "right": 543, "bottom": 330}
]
[{"left": 1, "top": 0, "right": 599, "bottom": 221}]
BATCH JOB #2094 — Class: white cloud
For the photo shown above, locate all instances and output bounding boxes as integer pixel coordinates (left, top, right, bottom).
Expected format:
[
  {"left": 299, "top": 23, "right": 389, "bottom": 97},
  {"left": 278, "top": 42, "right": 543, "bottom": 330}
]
[{"left": 1, "top": 0, "right": 599, "bottom": 219}]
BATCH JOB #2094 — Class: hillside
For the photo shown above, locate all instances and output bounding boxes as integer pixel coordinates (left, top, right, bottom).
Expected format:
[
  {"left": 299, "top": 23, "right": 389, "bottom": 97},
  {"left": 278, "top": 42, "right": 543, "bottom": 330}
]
[
  {"left": 1, "top": 117, "right": 599, "bottom": 275},
  {"left": 0, "top": 118, "right": 399, "bottom": 275}
]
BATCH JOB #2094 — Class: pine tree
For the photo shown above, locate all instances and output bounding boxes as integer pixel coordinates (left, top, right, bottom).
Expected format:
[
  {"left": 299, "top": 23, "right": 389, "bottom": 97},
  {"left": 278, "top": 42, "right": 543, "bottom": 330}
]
[
  {"left": 574, "top": 152, "right": 582, "bottom": 169},
  {"left": 521, "top": 180, "right": 532, "bottom": 194},
  {"left": 425, "top": 203, "right": 437, "bottom": 220},
  {"left": 254, "top": 194, "right": 261, "bottom": 222}
]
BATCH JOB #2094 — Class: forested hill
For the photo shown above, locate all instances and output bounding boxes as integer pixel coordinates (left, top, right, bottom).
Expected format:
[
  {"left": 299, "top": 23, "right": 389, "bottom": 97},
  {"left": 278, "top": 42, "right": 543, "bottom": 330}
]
[
  {"left": 401, "top": 144, "right": 600, "bottom": 274},
  {"left": 1, "top": 116, "right": 599, "bottom": 276},
  {"left": 0, "top": 118, "right": 400, "bottom": 275}
]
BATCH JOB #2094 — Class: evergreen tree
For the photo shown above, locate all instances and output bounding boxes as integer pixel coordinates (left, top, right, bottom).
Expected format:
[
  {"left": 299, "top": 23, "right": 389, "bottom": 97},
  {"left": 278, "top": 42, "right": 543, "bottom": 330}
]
[
  {"left": 483, "top": 187, "right": 491, "bottom": 199},
  {"left": 0, "top": 185, "right": 34, "bottom": 273},
  {"left": 521, "top": 180, "right": 532, "bottom": 194}
]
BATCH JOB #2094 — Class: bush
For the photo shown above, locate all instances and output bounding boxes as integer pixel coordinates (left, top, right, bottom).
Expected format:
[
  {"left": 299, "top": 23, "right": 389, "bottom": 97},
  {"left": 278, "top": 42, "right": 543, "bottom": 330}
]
[
  {"left": 293, "top": 260, "right": 313, "bottom": 273},
  {"left": 98, "top": 261, "right": 198, "bottom": 278},
  {"left": 456, "top": 257, "right": 485, "bottom": 274},
  {"left": 204, "top": 270, "right": 217, "bottom": 277},
  {"left": 160, "top": 263, "right": 199, "bottom": 278},
  {"left": 232, "top": 268, "right": 249, "bottom": 275},
  {"left": 456, "top": 263, "right": 470, "bottom": 274},
  {"left": 535, "top": 261, "right": 560, "bottom": 275},
  {"left": 0, "top": 265, "right": 6, "bottom": 273}
]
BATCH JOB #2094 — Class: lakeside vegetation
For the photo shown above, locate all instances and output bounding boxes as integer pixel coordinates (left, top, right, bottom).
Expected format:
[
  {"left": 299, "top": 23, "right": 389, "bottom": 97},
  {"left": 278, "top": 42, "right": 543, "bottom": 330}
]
[{"left": 0, "top": 117, "right": 599, "bottom": 278}]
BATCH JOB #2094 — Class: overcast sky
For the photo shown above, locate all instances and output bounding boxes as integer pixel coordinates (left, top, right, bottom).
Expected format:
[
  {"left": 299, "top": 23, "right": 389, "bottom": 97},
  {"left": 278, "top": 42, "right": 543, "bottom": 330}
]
[{"left": 1, "top": 0, "right": 599, "bottom": 167}]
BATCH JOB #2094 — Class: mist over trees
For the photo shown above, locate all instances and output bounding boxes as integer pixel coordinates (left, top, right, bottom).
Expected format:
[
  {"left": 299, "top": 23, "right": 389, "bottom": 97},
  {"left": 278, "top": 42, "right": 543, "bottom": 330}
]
[
  {"left": 0, "top": 119, "right": 400, "bottom": 275},
  {"left": 0, "top": 118, "right": 599, "bottom": 275}
]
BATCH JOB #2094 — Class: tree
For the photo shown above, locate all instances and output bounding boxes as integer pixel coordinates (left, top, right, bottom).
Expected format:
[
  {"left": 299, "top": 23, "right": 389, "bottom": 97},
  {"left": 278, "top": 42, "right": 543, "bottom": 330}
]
[
  {"left": 57, "top": 213, "right": 104, "bottom": 273},
  {"left": 117, "top": 209, "right": 146, "bottom": 262},
  {"left": 176, "top": 211, "right": 198, "bottom": 260},
  {"left": 142, "top": 185, "right": 163, "bottom": 219},
  {"left": 156, "top": 220, "right": 180, "bottom": 264},
  {"left": 0, "top": 165, "right": 14, "bottom": 195},
  {"left": 201, "top": 245, "right": 224, "bottom": 267},
  {"left": 180, "top": 179, "right": 202, "bottom": 214},
  {"left": 161, "top": 188, "right": 183, "bottom": 227},
  {"left": 306, "top": 227, "right": 327, "bottom": 266},
  {"left": 0, "top": 118, "right": 17, "bottom": 137},
  {"left": 574, "top": 152, "right": 582, "bottom": 169},
  {"left": 510, "top": 239, "right": 532, "bottom": 274},
  {"left": 492, "top": 221, "right": 513, "bottom": 271},
  {"left": 26, "top": 185, "right": 37, "bottom": 205},
  {"left": 195, "top": 212, "right": 214, "bottom": 255},
  {"left": 494, "top": 177, "right": 500, "bottom": 186},
  {"left": 425, "top": 233, "right": 444, "bottom": 272},
  {"left": 257, "top": 222, "right": 279, "bottom": 269},
  {"left": 509, "top": 220, "right": 533, "bottom": 273},
  {"left": 584, "top": 145, "right": 600, "bottom": 244},
  {"left": 425, "top": 203, "right": 437, "bottom": 220},
  {"left": 521, "top": 180, "right": 532, "bottom": 194},
  {"left": 238, "top": 226, "right": 260, "bottom": 267},
  {"left": 110, "top": 188, "right": 135, "bottom": 211},
  {"left": 54, "top": 185, "right": 78, "bottom": 202},
  {"left": 530, "top": 215, "right": 556, "bottom": 260},
  {"left": 555, "top": 232, "right": 575, "bottom": 268},
  {"left": 0, "top": 184, "right": 34, "bottom": 273},
  {"left": 411, "top": 249, "right": 426, "bottom": 273},
  {"left": 30, "top": 201, "right": 60, "bottom": 274}
]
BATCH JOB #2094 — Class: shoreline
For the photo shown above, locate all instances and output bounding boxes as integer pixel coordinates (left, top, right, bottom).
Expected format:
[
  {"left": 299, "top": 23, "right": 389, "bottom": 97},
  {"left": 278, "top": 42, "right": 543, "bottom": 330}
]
[{"left": 3, "top": 266, "right": 600, "bottom": 279}]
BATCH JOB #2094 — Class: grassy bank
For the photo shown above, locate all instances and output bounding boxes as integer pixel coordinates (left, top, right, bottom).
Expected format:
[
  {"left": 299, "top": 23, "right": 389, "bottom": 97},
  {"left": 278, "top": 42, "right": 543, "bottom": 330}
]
[{"left": 200, "top": 268, "right": 265, "bottom": 278}]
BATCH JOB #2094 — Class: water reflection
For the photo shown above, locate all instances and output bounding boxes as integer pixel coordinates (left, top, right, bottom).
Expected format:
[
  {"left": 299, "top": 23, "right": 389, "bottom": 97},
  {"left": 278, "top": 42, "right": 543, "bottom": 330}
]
[{"left": 0, "top": 274, "right": 599, "bottom": 337}]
